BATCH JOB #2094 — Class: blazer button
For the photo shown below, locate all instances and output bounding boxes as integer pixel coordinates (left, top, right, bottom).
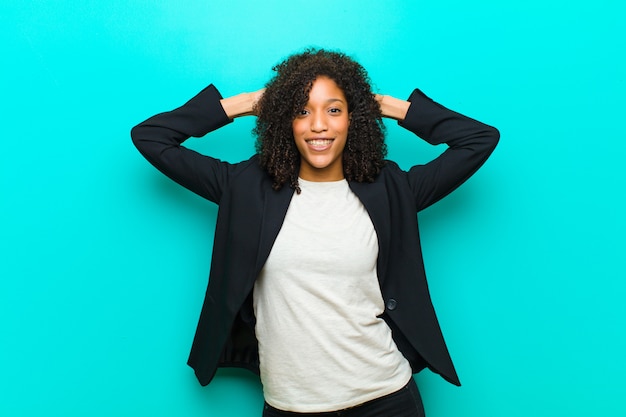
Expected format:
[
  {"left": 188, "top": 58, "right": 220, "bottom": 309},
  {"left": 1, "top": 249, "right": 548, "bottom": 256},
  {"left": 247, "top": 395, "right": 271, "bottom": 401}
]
[{"left": 386, "top": 298, "right": 398, "bottom": 311}]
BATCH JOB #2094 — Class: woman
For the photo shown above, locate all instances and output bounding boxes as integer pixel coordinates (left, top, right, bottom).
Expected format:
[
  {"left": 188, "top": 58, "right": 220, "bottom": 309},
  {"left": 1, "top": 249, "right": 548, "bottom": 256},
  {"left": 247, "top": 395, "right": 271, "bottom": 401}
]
[{"left": 131, "top": 48, "right": 499, "bottom": 416}]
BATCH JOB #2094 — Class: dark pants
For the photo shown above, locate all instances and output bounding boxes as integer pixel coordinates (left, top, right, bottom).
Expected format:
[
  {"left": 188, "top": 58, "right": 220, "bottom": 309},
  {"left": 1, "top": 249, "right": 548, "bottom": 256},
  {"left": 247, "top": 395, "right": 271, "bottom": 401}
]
[{"left": 262, "top": 378, "right": 425, "bottom": 417}]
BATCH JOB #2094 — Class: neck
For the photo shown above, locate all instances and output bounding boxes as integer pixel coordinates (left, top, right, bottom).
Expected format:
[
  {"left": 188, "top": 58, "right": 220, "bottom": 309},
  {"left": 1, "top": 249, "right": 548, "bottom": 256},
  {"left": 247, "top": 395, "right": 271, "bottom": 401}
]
[{"left": 298, "top": 166, "right": 345, "bottom": 182}]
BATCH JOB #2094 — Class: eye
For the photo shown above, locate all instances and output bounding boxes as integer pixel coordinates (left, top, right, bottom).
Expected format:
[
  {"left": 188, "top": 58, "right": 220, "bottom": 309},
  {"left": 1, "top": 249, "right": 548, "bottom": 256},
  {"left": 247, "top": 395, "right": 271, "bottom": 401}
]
[
  {"left": 328, "top": 108, "right": 342, "bottom": 114},
  {"left": 296, "top": 109, "right": 309, "bottom": 117}
]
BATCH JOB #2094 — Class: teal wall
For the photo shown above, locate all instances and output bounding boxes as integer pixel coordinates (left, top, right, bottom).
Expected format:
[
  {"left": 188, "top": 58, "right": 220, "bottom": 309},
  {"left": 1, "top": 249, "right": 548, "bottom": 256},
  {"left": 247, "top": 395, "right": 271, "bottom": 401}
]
[{"left": 2, "top": 1, "right": 625, "bottom": 415}]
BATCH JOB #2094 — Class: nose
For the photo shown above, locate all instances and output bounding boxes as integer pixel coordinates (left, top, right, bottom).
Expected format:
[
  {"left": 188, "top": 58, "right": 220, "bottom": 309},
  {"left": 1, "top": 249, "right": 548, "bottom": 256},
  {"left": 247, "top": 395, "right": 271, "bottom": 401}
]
[{"left": 310, "top": 112, "right": 327, "bottom": 132}]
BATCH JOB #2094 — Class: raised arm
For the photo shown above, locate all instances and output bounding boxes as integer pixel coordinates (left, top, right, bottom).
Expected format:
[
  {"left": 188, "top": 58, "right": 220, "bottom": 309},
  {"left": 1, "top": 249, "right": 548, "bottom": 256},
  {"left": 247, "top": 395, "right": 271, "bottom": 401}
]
[
  {"left": 131, "top": 85, "right": 263, "bottom": 203},
  {"left": 378, "top": 89, "right": 499, "bottom": 211}
]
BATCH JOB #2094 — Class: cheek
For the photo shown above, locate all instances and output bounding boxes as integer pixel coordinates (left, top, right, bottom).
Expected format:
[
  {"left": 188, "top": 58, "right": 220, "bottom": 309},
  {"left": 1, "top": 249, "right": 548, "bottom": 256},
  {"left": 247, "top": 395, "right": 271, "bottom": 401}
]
[
  {"left": 292, "top": 121, "right": 304, "bottom": 138},
  {"left": 337, "top": 119, "right": 350, "bottom": 136}
]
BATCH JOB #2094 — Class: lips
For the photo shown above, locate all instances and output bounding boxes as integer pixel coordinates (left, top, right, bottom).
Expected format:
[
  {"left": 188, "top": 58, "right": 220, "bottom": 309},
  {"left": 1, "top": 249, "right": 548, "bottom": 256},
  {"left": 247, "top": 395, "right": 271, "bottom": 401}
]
[{"left": 306, "top": 138, "right": 334, "bottom": 151}]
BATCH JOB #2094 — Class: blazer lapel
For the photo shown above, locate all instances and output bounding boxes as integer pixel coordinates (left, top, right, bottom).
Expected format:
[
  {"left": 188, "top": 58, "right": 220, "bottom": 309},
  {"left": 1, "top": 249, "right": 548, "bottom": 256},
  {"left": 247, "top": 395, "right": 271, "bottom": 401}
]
[
  {"left": 254, "top": 184, "right": 295, "bottom": 274},
  {"left": 349, "top": 180, "right": 391, "bottom": 286}
]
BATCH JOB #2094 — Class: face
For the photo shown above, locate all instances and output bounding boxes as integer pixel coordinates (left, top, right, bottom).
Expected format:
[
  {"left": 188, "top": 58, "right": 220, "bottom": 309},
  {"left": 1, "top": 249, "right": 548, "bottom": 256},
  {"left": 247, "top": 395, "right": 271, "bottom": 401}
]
[{"left": 292, "top": 76, "right": 350, "bottom": 182}]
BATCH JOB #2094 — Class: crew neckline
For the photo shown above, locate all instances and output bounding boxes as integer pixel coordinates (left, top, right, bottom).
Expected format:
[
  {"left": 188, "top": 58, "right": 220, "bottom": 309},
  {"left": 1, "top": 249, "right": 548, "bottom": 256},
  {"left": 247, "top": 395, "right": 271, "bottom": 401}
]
[{"left": 298, "top": 177, "right": 348, "bottom": 188}]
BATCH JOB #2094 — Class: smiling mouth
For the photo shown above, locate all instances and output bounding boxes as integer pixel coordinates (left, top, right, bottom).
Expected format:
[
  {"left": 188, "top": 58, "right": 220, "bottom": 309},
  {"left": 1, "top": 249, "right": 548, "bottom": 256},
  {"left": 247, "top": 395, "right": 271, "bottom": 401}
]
[{"left": 306, "top": 139, "right": 333, "bottom": 146}]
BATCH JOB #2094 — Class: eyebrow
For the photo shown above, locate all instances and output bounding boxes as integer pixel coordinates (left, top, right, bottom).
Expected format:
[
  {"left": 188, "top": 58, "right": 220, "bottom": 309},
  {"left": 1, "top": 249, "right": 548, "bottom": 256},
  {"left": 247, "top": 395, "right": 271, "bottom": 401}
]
[{"left": 303, "top": 98, "right": 346, "bottom": 106}]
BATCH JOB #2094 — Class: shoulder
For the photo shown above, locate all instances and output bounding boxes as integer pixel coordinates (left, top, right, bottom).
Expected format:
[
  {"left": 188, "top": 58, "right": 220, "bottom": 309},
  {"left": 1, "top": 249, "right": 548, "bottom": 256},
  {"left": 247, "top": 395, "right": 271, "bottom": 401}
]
[
  {"left": 377, "top": 160, "right": 416, "bottom": 198},
  {"left": 226, "top": 154, "right": 264, "bottom": 179},
  {"left": 234, "top": 154, "right": 261, "bottom": 171},
  {"left": 381, "top": 160, "right": 402, "bottom": 172},
  {"left": 379, "top": 160, "right": 407, "bottom": 180},
  {"left": 226, "top": 154, "right": 272, "bottom": 187}
]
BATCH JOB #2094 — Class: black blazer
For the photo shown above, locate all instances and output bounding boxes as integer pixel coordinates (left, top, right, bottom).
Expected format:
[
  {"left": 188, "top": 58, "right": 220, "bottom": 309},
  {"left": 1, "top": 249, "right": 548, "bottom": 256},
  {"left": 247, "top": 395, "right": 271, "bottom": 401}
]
[{"left": 131, "top": 84, "right": 499, "bottom": 387}]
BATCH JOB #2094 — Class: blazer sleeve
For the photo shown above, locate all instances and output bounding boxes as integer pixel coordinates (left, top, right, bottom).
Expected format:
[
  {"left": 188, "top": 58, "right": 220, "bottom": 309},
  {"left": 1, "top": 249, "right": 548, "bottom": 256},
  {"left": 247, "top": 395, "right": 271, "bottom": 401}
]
[
  {"left": 130, "top": 84, "right": 236, "bottom": 204},
  {"left": 398, "top": 89, "right": 500, "bottom": 211}
]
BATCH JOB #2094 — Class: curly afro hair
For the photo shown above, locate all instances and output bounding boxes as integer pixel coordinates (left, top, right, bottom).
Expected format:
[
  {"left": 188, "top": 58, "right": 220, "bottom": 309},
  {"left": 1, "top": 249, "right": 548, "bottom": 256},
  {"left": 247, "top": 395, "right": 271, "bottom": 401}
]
[{"left": 253, "top": 48, "right": 387, "bottom": 193}]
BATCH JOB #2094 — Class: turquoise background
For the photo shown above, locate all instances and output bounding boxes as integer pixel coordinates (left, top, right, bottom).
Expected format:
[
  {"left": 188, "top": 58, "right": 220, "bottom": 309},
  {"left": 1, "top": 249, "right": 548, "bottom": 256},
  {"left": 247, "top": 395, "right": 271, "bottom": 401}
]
[{"left": 1, "top": 1, "right": 625, "bottom": 415}]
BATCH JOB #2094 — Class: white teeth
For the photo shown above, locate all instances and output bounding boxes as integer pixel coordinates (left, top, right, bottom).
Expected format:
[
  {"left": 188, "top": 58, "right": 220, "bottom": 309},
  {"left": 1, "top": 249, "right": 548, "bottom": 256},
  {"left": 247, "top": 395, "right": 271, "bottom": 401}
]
[{"left": 307, "top": 139, "right": 332, "bottom": 145}]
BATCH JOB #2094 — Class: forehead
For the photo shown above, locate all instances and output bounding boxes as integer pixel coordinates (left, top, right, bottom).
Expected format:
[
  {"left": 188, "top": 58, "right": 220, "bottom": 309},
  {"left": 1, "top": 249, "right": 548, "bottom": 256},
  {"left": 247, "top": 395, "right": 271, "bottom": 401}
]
[{"left": 307, "top": 76, "right": 346, "bottom": 102}]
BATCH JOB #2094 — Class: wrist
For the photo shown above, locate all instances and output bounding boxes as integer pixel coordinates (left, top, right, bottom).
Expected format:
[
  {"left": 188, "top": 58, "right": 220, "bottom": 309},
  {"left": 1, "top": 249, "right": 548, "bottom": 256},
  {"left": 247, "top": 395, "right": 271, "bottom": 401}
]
[
  {"left": 220, "top": 92, "right": 256, "bottom": 119},
  {"left": 379, "top": 95, "right": 410, "bottom": 121}
]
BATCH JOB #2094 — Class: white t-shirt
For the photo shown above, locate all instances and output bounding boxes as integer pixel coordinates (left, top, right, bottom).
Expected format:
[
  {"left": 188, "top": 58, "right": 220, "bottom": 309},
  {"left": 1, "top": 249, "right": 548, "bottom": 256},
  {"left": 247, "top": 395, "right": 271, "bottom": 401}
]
[{"left": 253, "top": 178, "right": 412, "bottom": 412}]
